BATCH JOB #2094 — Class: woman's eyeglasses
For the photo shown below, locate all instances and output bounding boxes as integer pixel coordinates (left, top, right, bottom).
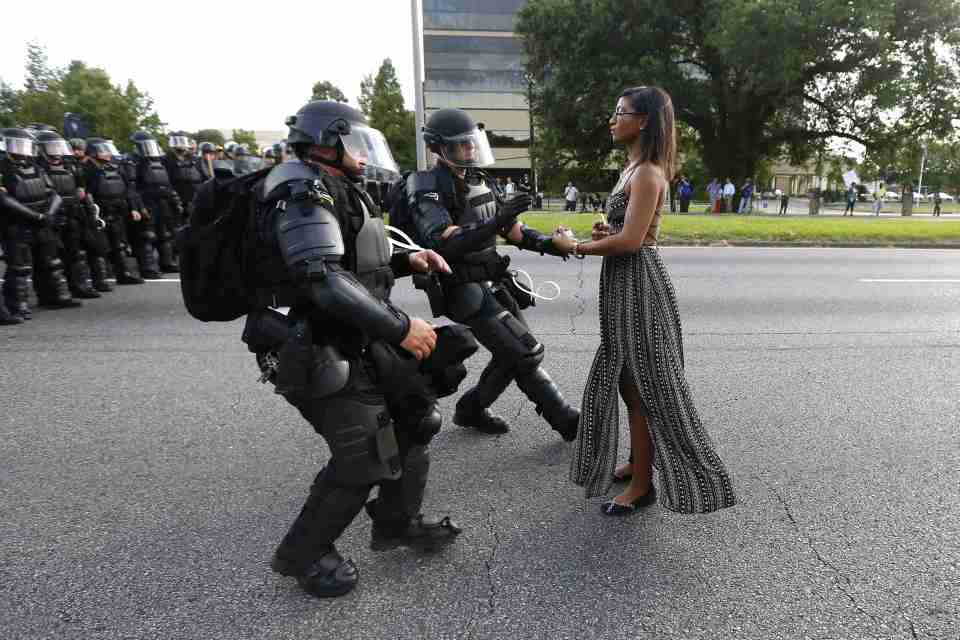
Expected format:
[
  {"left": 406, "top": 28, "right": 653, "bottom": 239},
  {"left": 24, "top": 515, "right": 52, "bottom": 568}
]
[{"left": 613, "top": 108, "right": 643, "bottom": 118}]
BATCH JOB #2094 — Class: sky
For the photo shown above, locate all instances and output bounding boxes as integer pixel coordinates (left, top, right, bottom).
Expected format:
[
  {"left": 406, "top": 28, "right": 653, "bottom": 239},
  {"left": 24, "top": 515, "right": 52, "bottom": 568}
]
[{"left": 0, "top": 0, "right": 417, "bottom": 133}]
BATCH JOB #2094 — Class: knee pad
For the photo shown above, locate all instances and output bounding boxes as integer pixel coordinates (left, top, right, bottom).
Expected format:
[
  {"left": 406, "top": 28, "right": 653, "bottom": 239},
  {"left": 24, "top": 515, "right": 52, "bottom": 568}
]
[
  {"left": 514, "top": 343, "right": 545, "bottom": 374},
  {"left": 413, "top": 405, "right": 442, "bottom": 445}
]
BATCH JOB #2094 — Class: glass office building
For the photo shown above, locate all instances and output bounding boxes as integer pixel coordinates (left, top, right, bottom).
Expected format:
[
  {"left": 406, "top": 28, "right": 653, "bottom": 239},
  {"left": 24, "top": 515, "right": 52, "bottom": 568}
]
[{"left": 422, "top": 0, "right": 531, "bottom": 175}]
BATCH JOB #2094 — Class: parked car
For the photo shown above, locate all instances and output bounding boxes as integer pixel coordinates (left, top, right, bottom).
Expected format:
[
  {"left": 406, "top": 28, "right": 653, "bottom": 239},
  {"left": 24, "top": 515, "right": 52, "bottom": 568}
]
[
  {"left": 937, "top": 192, "right": 955, "bottom": 201},
  {"left": 884, "top": 191, "right": 901, "bottom": 200}
]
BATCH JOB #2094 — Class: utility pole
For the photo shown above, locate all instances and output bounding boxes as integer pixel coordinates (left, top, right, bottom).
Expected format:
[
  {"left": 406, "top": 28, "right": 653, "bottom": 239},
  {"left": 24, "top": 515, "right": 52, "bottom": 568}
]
[{"left": 411, "top": 0, "right": 427, "bottom": 170}]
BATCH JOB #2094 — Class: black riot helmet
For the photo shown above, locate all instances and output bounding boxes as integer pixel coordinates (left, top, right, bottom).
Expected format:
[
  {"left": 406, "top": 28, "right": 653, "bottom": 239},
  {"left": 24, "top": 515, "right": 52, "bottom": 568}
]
[
  {"left": 2, "top": 128, "right": 38, "bottom": 163},
  {"left": 34, "top": 130, "right": 73, "bottom": 165},
  {"left": 168, "top": 131, "right": 191, "bottom": 152},
  {"left": 199, "top": 141, "right": 217, "bottom": 154},
  {"left": 130, "top": 130, "right": 163, "bottom": 158},
  {"left": 285, "top": 100, "right": 399, "bottom": 175},
  {"left": 422, "top": 108, "right": 495, "bottom": 168},
  {"left": 86, "top": 137, "right": 121, "bottom": 163}
]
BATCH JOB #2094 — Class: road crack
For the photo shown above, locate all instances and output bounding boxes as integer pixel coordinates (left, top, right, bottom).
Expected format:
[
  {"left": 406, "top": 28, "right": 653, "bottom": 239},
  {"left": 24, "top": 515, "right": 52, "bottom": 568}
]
[{"left": 759, "top": 474, "right": 922, "bottom": 639}]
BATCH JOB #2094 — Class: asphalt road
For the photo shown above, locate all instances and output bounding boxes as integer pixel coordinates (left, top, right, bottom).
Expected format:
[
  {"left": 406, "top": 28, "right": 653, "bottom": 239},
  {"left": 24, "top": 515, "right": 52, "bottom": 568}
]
[{"left": 2, "top": 247, "right": 958, "bottom": 640}]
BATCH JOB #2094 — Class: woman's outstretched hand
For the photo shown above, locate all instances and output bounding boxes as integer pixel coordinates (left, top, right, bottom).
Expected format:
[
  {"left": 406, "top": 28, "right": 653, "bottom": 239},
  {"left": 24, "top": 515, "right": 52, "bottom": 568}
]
[
  {"left": 592, "top": 221, "right": 611, "bottom": 241},
  {"left": 551, "top": 226, "right": 576, "bottom": 255}
]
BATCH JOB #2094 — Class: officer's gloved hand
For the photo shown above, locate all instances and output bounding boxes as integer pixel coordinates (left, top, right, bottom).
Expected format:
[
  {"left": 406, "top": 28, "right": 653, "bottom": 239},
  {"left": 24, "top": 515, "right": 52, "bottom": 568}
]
[{"left": 497, "top": 192, "right": 531, "bottom": 228}]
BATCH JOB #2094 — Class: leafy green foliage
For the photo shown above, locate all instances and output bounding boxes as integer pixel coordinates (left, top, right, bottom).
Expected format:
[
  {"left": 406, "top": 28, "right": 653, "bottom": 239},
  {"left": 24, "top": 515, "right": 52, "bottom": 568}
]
[
  {"left": 4, "top": 44, "right": 166, "bottom": 151},
  {"left": 192, "top": 129, "right": 226, "bottom": 146},
  {"left": 232, "top": 128, "right": 259, "bottom": 152},
  {"left": 358, "top": 59, "right": 416, "bottom": 171},
  {"left": 517, "top": 0, "right": 960, "bottom": 183},
  {"left": 311, "top": 81, "right": 348, "bottom": 103}
]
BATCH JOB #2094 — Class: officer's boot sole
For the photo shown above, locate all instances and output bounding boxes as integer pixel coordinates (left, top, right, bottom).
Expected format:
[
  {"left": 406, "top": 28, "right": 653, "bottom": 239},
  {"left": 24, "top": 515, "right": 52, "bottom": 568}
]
[{"left": 452, "top": 408, "right": 510, "bottom": 434}]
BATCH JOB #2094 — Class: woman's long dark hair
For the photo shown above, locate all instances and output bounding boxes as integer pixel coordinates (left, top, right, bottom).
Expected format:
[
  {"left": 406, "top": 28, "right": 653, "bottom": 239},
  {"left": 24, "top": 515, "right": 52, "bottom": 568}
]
[{"left": 620, "top": 86, "right": 677, "bottom": 180}]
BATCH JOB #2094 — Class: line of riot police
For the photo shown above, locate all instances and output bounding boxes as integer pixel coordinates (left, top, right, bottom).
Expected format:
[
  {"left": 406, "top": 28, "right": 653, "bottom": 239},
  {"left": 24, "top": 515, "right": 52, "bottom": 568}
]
[{"left": 0, "top": 126, "right": 290, "bottom": 325}]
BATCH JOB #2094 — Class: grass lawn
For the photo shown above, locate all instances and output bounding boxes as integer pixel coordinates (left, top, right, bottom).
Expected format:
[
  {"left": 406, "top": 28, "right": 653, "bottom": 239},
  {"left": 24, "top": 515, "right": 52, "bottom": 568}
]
[{"left": 517, "top": 212, "right": 960, "bottom": 245}]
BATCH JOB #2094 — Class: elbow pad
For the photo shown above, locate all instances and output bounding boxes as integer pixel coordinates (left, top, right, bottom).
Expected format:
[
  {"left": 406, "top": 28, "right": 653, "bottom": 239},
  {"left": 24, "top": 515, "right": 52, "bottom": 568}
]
[
  {"left": 510, "top": 224, "right": 568, "bottom": 259},
  {"left": 308, "top": 268, "right": 410, "bottom": 345}
]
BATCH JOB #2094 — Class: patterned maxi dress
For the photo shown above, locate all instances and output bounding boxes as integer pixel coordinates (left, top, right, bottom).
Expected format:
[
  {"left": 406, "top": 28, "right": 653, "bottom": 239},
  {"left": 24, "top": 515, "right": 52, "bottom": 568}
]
[{"left": 570, "top": 174, "right": 737, "bottom": 514}]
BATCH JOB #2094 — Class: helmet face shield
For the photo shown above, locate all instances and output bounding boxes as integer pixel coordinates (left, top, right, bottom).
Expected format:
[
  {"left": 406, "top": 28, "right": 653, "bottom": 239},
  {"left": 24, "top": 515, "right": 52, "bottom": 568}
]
[
  {"left": 42, "top": 139, "right": 72, "bottom": 157},
  {"left": 339, "top": 124, "right": 399, "bottom": 175},
  {"left": 436, "top": 127, "right": 494, "bottom": 168},
  {"left": 138, "top": 140, "right": 163, "bottom": 157},
  {"left": 5, "top": 137, "right": 37, "bottom": 157},
  {"left": 168, "top": 135, "right": 190, "bottom": 149}
]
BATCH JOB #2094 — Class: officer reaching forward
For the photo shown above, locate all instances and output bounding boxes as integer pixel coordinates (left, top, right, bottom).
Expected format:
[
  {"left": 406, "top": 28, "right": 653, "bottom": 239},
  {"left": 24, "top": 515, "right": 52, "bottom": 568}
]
[
  {"left": 247, "top": 101, "right": 463, "bottom": 598},
  {"left": 407, "top": 109, "right": 580, "bottom": 440}
]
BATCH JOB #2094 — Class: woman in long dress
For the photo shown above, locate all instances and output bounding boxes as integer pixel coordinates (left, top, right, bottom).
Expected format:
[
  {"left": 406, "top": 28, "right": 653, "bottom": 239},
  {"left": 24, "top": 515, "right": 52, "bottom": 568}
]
[{"left": 552, "top": 87, "right": 737, "bottom": 515}]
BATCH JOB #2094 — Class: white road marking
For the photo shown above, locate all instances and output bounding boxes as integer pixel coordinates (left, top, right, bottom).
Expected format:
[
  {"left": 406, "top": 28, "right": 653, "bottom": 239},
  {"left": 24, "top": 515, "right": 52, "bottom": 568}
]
[
  {"left": 858, "top": 278, "right": 960, "bottom": 283},
  {"left": 146, "top": 279, "right": 181, "bottom": 282}
]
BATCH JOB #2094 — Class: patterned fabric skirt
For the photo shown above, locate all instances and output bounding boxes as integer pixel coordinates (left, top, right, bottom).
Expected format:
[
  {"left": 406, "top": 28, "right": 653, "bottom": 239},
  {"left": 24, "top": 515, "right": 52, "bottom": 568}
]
[{"left": 570, "top": 246, "right": 737, "bottom": 513}]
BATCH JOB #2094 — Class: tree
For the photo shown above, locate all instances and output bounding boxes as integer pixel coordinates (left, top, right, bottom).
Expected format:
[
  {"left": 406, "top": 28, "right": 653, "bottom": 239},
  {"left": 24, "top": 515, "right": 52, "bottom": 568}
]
[
  {"left": 59, "top": 61, "right": 139, "bottom": 149},
  {"left": 516, "top": 0, "right": 960, "bottom": 183},
  {"left": 358, "top": 59, "right": 416, "bottom": 171},
  {"left": 232, "top": 128, "right": 259, "bottom": 151},
  {"left": 311, "top": 80, "right": 348, "bottom": 103},
  {"left": 0, "top": 79, "right": 22, "bottom": 128},
  {"left": 193, "top": 129, "right": 226, "bottom": 146}
]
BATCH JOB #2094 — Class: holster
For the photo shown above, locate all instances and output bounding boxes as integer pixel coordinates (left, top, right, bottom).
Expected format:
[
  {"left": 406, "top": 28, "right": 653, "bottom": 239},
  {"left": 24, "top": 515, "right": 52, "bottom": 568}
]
[
  {"left": 502, "top": 270, "right": 536, "bottom": 310},
  {"left": 413, "top": 272, "right": 447, "bottom": 318}
]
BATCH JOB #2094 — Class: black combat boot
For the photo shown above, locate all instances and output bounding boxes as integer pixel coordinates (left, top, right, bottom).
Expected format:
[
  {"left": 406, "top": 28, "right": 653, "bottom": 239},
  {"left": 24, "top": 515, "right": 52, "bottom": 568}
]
[
  {"left": 270, "top": 467, "right": 369, "bottom": 598},
  {"left": 0, "top": 295, "right": 22, "bottom": 325},
  {"left": 366, "top": 443, "right": 461, "bottom": 552},
  {"left": 453, "top": 363, "right": 515, "bottom": 434},
  {"left": 90, "top": 257, "right": 114, "bottom": 292},
  {"left": 158, "top": 241, "right": 179, "bottom": 273},
  {"left": 515, "top": 366, "right": 580, "bottom": 441},
  {"left": 36, "top": 260, "right": 82, "bottom": 308},
  {"left": 113, "top": 255, "right": 144, "bottom": 285},
  {"left": 7, "top": 267, "right": 33, "bottom": 319},
  {"left": 69, "top": 256, "right": 101, "bottom": 299}
]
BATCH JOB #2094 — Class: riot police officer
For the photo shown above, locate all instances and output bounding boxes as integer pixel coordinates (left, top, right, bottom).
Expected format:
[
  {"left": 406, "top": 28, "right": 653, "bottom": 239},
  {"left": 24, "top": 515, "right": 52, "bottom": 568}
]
[
  {"left": 407, "top": 108, "right": 580, "bottom": 440},
  {"left": 128, "top": 131, "right": 181, "bottom": 274},
  {"left": 164, "top": 132, "right": 203, "bottom": 222},
  {"left": 1, "top": 127, "right": 81, "bottom": 316},
  {"left": 35, "top": 130, "right": 101, "bottom": 299},
  {"left": 197, "top": 142, "right": 218, "bottom": 181},
  {"left": 245, "top": 100, "right": 462, "bottom": 598},
  {"left": 82, "top": 138, "right": 144, "bottom": 285}
]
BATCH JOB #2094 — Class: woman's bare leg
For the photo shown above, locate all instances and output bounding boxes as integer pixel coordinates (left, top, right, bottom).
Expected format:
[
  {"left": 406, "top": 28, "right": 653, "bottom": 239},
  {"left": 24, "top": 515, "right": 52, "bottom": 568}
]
[{"left": 612, "top": 374, "right": 654, "bottom": 505}]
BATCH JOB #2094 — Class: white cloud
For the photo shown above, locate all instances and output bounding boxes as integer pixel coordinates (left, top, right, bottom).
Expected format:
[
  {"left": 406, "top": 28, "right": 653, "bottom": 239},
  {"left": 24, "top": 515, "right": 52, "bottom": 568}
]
[{"left": 0, "top": 0, "right": 416, "bottom": 132}]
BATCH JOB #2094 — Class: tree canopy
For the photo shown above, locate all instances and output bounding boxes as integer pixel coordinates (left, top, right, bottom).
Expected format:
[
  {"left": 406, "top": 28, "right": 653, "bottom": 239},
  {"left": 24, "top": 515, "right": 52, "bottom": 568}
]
[
  {"left": 359, "top": 59, "right": 416, "bottom": 172},
  {"left": 311, "top": 80, "right": 348, "bottom": 103},
  {"left": 4, "top": 43, "right": 165, "bottom": 151},
  {"left": 232, "top": 128, "right": 259, "bottom": 152},
  {"left": 192, "top": 129, "right": 226, "bottom": 146},
  {"left": 516, "top": 0, "right": 960, "bottom": 183}
]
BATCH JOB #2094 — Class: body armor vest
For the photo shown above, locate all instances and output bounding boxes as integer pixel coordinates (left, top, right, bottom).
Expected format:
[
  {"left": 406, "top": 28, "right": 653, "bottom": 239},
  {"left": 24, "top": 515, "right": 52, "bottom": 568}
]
[
  {"left": 6, "top": 163, "right": 49, "bottom": 212},
  {"left": 352, "top": 189, "right": 394, "bottom": 300},
  {"left": 168, "top": 157, "right": 202, "bottom": 186},
  {"left": 43, "top": 164, "right": 79, "bottom": 205},
  {"left": 451, "top": 177, "right": 501, "bottom": 267},
  {"left": 135, "top": 157, "right": 173, "bottom": 197},
  {"left": 90, "top": 163, "right": 127, "bottom": 203}
]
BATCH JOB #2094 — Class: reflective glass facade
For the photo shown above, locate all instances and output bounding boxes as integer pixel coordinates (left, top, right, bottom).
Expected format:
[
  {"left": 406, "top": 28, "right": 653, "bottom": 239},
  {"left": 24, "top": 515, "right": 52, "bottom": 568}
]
[{"left": 422, "top": 0, "right": 531, "bottom": 171}]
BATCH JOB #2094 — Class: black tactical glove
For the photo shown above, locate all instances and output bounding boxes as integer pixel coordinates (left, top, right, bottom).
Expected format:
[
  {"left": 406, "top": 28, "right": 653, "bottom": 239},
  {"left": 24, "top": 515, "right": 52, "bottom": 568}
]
[{"left": 496, "top": 192, "right": 531, "bottom": 229}]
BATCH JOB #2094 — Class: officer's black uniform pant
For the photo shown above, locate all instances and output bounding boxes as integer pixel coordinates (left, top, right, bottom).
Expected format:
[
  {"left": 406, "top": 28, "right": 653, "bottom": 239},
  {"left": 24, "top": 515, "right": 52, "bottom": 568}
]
[
  {"left": 143, "top": 196, "right": 178, "bottom": 270},
  {"left": 272, "top": 363, "right": 432, "bottom": 574},
  {"left": 453, "top": 283, "right": 574, "bottom": 427},
  {"left": 59, "top": 206, "right": 97, "bottom": 295},
  {"left": 2, "top": 223, "right": 72, "bottom": 313}
]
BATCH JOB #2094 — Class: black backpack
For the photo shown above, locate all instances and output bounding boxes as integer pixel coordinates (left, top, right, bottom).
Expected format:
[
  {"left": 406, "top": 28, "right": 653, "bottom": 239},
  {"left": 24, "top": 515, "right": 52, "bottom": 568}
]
[{"left": 176, "top": 167, "right": 271, "bottom": 322}]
